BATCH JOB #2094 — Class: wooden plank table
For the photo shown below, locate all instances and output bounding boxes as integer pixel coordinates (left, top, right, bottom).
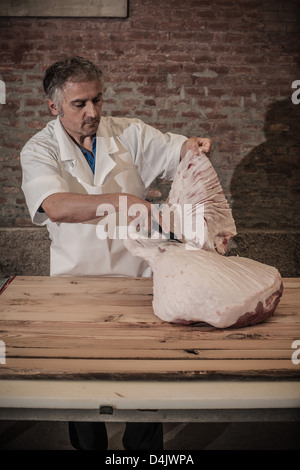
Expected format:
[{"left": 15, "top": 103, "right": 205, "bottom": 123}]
[{"left": 0, "top": 276, "right": 299, "bottom": 422}]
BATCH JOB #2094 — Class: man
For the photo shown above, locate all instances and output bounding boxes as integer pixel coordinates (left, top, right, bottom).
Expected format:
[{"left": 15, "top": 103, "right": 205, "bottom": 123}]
[{"left": 21, "top": 56, "right": 212, "bottom": 450}]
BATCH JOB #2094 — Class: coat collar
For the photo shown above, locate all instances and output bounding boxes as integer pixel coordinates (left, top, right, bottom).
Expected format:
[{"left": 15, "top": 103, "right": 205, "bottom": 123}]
[
  {"left": 54, "top": 117, "right": 117, "bottom": 186},
  {"left": 95, "top": 118, "right": 118, "bottom": 186}
]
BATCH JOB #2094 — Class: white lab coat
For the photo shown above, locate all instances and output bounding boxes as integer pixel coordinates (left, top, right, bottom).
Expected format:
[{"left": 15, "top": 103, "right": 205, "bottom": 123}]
[{"left": 21, "top": 116, "right": 187, "bottom": 277}]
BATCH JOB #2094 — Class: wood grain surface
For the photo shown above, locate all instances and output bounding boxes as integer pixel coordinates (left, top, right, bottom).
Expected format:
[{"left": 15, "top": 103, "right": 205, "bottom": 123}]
[{"left": 0, "top": 276, "right": 299, "bottom": 380}]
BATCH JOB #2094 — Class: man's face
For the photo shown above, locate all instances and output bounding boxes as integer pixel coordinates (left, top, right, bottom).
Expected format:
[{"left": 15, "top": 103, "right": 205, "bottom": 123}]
[{"left": 48, "top": 79, "right": 103, "bottom": 142}]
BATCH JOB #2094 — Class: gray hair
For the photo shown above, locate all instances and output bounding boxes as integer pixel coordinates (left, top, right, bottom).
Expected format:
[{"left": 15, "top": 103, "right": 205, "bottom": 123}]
[{"left": 43, "top": 56, "right": 104, "bottom": 106}]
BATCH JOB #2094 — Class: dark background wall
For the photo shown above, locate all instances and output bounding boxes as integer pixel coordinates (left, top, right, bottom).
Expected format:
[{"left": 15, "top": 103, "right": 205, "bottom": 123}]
[{"left": 0, "top": 0, "right": 299, "bottom": 277}]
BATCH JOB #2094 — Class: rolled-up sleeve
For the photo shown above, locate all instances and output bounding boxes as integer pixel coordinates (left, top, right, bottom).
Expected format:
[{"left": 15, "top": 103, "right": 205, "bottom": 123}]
[
  {"left": 158, "top": 131, "right": 187, "bottom": 180},
  {"left": 21, "top": 137, "right": 69, "bottom": 225}
]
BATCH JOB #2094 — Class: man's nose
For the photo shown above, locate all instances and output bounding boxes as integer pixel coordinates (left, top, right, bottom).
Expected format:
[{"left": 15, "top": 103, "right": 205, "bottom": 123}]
[{"left": 86, "top": 101, "right": 98, "bottom": 117}]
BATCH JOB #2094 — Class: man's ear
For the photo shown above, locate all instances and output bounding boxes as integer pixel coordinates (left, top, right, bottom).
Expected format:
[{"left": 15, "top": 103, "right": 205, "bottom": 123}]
[{"left": 47, "top": 99, "right": 59, "bottom": 116}]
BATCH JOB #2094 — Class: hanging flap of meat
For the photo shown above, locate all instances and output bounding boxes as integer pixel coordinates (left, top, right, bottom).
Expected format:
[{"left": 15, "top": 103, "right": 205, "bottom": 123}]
[
  {"left": 124, "top": 150, "right": 283, "bottom": 329},
  {"left": 162, "top": 149, "right": 237, "bottom": 254}
]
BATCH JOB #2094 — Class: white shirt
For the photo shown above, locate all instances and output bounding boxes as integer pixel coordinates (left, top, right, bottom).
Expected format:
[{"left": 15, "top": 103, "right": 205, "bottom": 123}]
[{"left": 21, "top": 116, "right": 187, "bottom": 276}]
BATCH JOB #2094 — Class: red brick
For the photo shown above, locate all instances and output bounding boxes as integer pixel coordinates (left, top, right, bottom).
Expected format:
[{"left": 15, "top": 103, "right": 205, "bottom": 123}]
[{"left": 0, "top": 2, "right": 299, "bottom": 232}]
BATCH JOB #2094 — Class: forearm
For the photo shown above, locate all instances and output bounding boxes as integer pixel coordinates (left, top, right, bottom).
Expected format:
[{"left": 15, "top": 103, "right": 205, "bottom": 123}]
[{"left": 41, "top": 192, "right": 146, "bottom": 223}]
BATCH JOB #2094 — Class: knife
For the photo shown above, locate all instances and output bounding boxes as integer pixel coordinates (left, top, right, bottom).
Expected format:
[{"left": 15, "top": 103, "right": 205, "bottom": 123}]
[{"left": 157, "top": 223, "right": 183, "bottom": 243}]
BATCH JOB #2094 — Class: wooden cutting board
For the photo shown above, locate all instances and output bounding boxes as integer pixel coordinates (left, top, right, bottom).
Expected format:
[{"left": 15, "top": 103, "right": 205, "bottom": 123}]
[{"left": 0, "top": 276, "right": 299, "bottom": 380}]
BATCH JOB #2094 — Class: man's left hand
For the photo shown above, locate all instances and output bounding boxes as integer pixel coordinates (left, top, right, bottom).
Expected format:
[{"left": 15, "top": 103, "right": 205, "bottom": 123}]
[{"left": 180, "top": 137, "right": 212, "bottom": 159}]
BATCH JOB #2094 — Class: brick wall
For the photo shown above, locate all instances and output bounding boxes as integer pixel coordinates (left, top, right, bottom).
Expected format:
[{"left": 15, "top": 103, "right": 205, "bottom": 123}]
[{"left": 0, "top": 0, "right": 299, "bottom": 276}]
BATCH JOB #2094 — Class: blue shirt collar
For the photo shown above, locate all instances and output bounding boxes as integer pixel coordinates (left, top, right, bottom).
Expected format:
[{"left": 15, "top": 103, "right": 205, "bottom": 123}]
[{"left": 79, "top": 136, "right": 97, "bottom": 174}]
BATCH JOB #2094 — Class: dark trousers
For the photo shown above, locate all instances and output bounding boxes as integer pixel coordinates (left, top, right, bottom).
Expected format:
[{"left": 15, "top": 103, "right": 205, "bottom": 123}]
[{"left": 68, "top": 421, "right": 163, "bottom": 450}]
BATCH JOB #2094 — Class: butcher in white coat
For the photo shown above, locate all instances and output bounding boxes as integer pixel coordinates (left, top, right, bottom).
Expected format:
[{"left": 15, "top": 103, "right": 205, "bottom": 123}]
[{"left": 20, "top": 56, "right": 211, "bottom": 450}]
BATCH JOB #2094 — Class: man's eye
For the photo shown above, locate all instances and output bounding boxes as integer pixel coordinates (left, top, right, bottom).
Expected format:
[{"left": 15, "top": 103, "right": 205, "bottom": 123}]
[{"left": 74, "top": 103, "right": 85, "bottom": 108}]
